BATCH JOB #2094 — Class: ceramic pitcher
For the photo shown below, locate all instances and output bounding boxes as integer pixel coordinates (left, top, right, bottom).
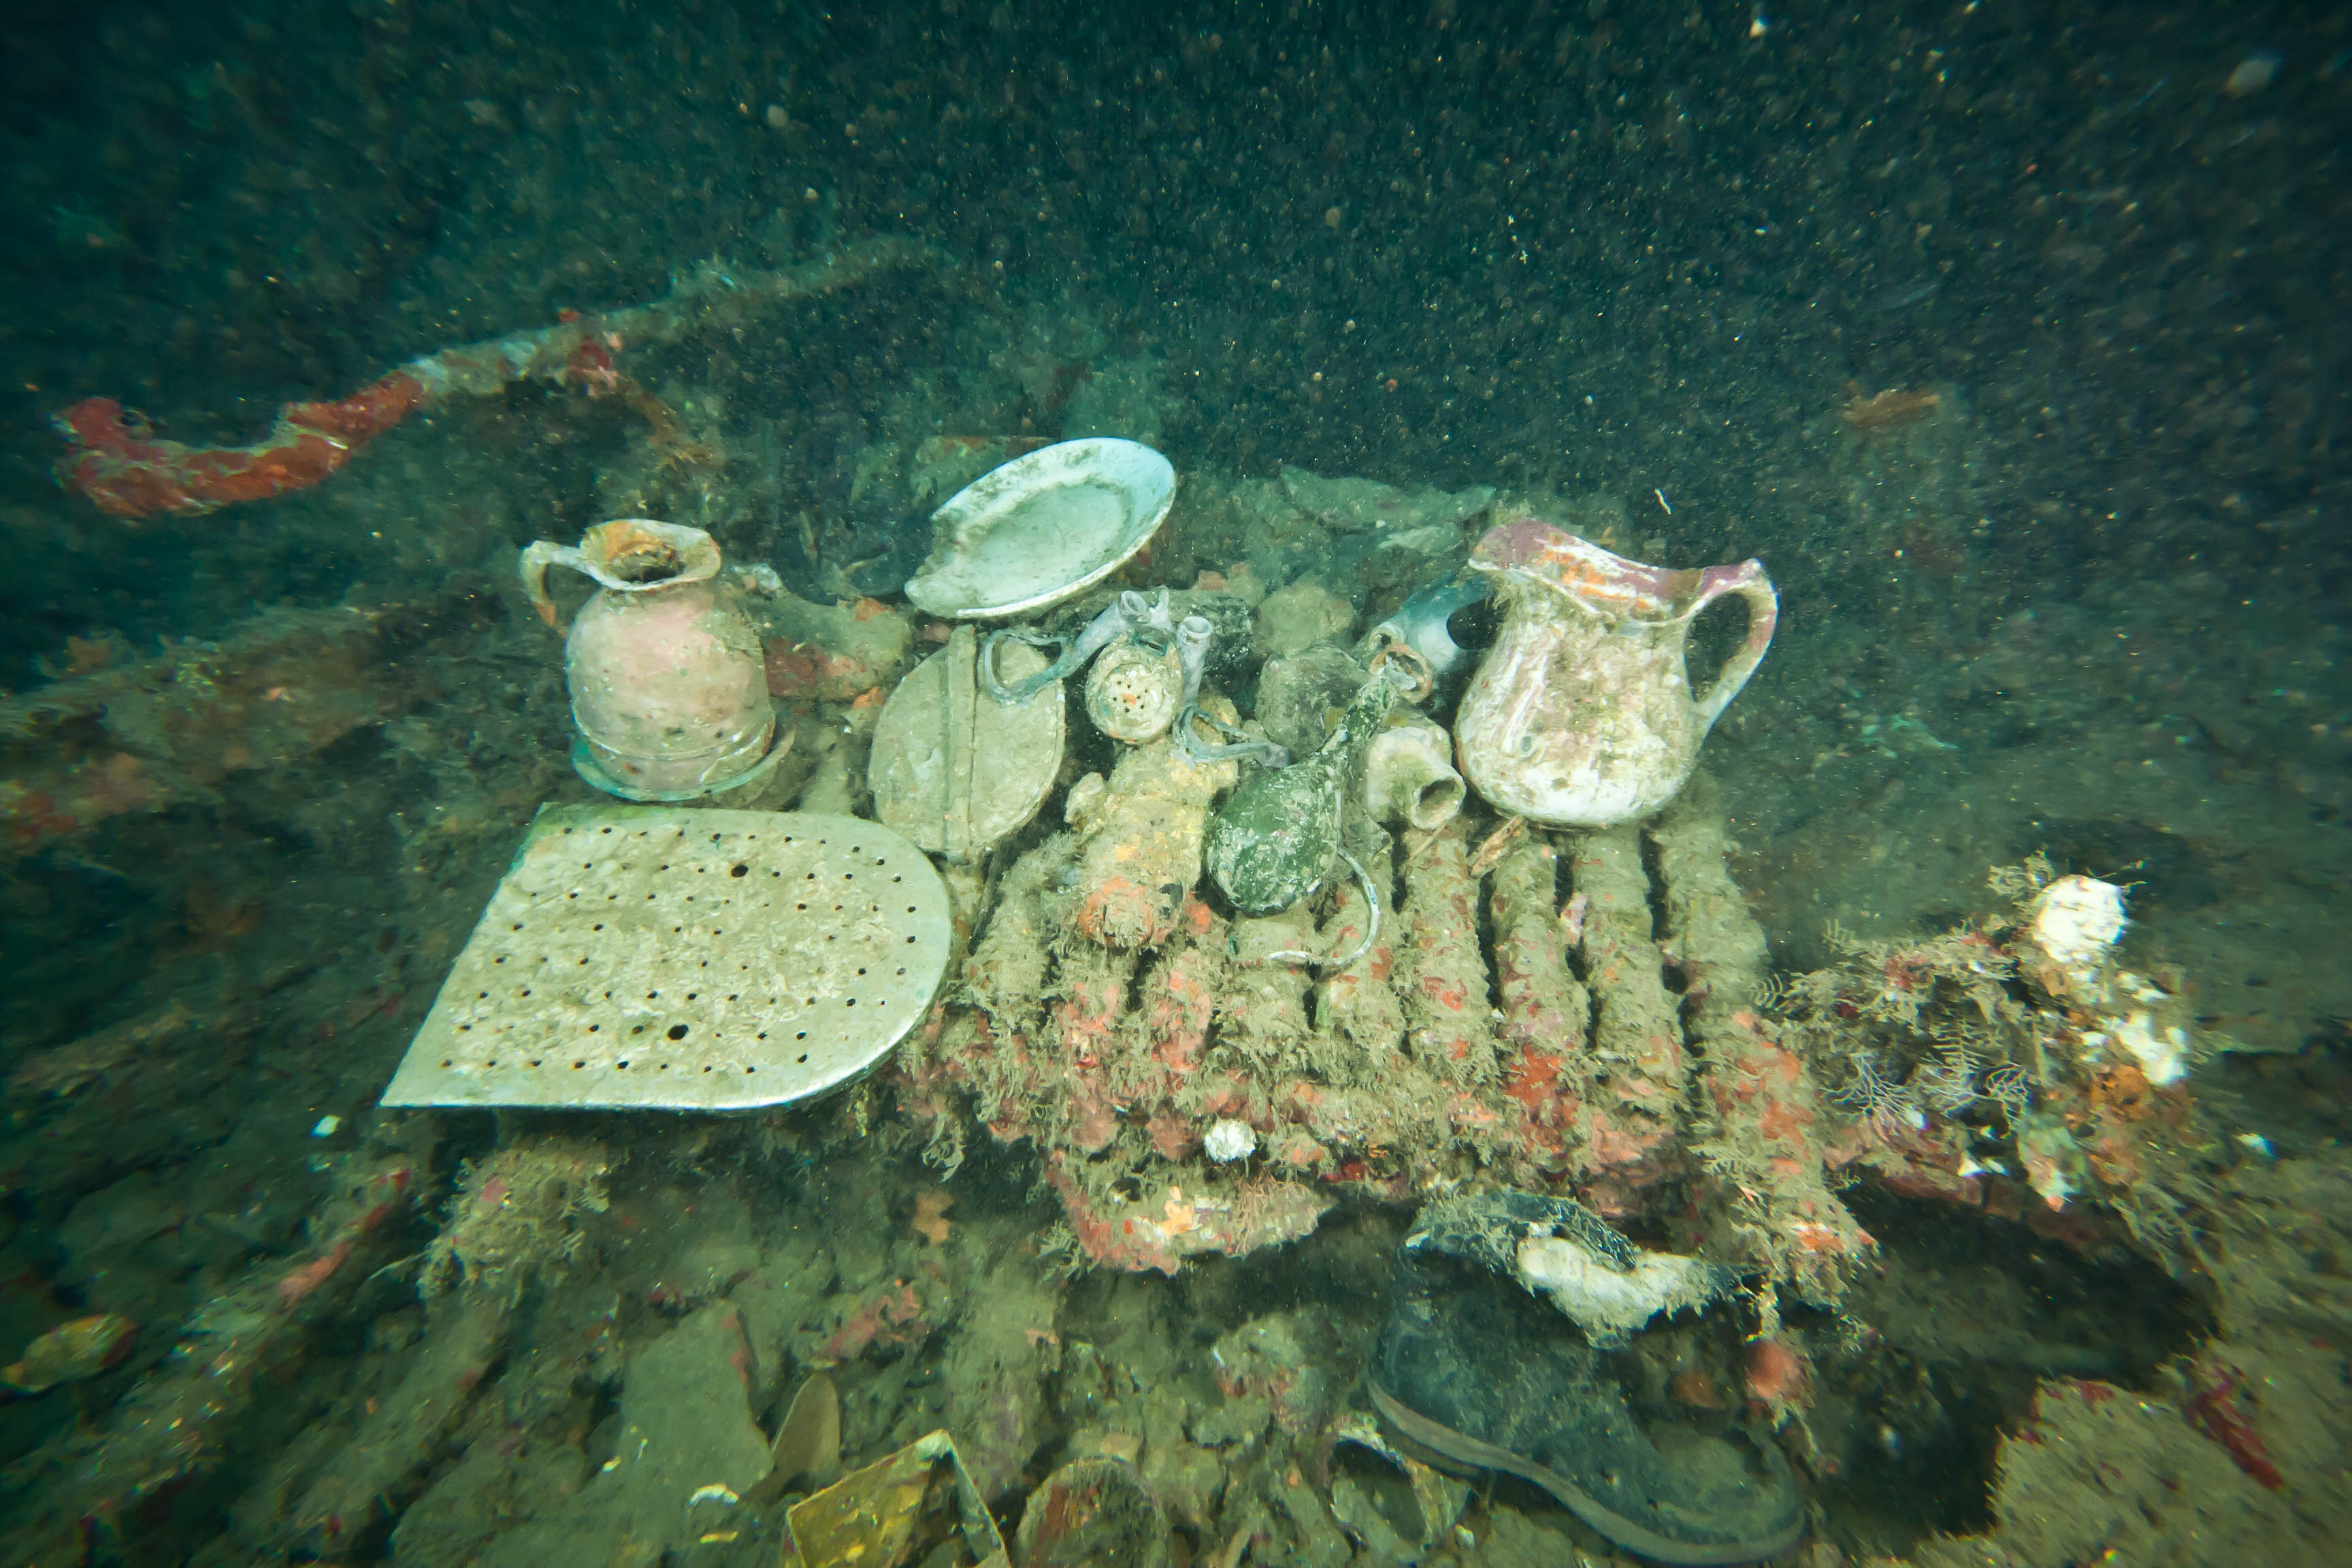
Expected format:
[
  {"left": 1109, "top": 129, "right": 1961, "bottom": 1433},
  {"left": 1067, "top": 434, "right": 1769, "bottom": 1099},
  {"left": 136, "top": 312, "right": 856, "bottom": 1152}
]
[
  {"left": 521, "top": 518, "right": 777, "bottom": 801},
  {"left": 1454, "top": 518, "right": 1777, "bottom": 828}
]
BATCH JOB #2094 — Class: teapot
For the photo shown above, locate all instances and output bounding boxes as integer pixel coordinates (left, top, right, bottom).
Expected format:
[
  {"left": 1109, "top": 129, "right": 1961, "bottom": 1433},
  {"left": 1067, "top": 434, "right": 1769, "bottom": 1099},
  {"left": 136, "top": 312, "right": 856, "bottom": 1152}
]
[{"left": 1454, "top": 519, "right": 1776, "bottom": 828}]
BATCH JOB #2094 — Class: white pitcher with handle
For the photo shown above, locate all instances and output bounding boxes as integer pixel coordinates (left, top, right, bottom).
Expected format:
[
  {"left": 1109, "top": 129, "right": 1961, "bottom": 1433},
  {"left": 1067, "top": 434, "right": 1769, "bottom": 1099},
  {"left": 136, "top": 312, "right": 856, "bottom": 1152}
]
[{"left": 1454, "top": 517, "right": 1777, "bottom": 828}]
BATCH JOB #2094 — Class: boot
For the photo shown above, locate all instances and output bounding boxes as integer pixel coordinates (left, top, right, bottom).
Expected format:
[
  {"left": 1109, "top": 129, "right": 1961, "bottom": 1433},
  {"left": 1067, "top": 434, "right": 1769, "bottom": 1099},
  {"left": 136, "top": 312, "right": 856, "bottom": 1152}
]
[{"left": 1369, "top": 1193, "right": 1805, "bottom": 1566}]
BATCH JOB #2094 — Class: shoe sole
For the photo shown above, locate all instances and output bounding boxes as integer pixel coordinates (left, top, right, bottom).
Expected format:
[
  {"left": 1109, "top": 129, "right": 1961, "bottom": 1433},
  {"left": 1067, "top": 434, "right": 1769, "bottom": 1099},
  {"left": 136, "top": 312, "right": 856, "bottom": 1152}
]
[{"left": 1367, "top": 1377, "right": 1807, "bottom": 1567}]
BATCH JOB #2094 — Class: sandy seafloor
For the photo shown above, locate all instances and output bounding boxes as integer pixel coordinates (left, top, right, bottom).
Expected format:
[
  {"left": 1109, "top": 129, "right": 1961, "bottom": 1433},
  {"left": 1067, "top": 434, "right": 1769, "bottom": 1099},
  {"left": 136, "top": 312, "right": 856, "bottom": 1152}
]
[{"left": 0, "top": 3, "right": 2347, "bottom": 1564}]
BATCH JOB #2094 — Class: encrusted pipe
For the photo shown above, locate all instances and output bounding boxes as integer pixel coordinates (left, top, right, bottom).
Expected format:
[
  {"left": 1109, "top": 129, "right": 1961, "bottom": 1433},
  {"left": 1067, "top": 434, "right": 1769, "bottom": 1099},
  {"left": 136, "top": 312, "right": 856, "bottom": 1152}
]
[
  {"left": 1489, "top": 832, "right": 1590, "bottom": 1183},
  {"left": 1654, "top": 775, "right": 1869, "bottom": 1301},
  {"left": 1570, "top": 823, "right": 1684, "bottom": 1209},
  {"left": 0, "top": 1158, "right": 416, "bottom": 1563},
  {"left": 1067, "top": 736, "right": 1238, "bottom": 949},
  {"left": 1398, "top": 819, "right": 1499, "bottom": 1084},
  {"left": 1049, "top": 943, "right": 1139, "bottom": 1154},
  {"left": 287, "top": 1294, "right": 510, "bottom": 1556},
  {"left": 1223, "top": 906, "right": 1322, "bottom": 1068},
  {"left": 919, "top": 834, "right": 1077, "bottom": 1151},
  {"left": 1318, "top": 822, "right": 1407, "bottom": 1057},
  {"left": 54, "top": 240, "right": 934, "bottom": 519},
  {"left": 0, "top": 603, "right": 425, "bottom": 858},
  {"left": 960, "top": 836, "right": 1068, "bottom": 1039},
  {"left": 1138, "top": 917, "right": 1227, "bottom": 1162}
]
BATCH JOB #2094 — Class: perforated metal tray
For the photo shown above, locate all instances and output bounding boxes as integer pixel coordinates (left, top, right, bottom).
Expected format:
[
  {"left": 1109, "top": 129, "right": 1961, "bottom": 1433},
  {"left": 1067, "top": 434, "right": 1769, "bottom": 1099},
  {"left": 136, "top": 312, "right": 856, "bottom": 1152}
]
[{"left": 381, "top": 805, "right": 951, "bottom": 1111}]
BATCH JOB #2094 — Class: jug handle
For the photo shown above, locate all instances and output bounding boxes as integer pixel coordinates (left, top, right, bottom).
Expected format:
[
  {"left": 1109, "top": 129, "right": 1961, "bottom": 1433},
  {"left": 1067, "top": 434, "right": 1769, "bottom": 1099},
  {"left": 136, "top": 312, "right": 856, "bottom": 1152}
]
[
  {"left": 1688, "top": 562, "right": 1779, "bottom": 733},
  {"left": 519, "top": 541, "right": 590, "bottom": 632}
]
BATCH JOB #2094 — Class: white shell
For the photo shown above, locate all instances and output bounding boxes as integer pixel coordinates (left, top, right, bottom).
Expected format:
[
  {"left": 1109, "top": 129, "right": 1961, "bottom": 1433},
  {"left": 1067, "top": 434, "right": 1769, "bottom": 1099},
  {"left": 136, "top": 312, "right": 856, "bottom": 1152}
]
[
  {"left": 2029, "top": 875, "right": 2127, "bottom": 973},
  {"left": 1514, "top": 1236, "right": 1722, "bottom": 1348},
  {"left": 1083, "top": 636, "right": 1185, "bottom": 744},
  {"left": 2110, "top": 1009, "right": 2190, "bottom": 1087},
  {"left": 1203, "top": 1118, "right": 1258, "bottom": 1164},
  {"left": 905, "top": 438, "right": 1177, "bottom": 620}
]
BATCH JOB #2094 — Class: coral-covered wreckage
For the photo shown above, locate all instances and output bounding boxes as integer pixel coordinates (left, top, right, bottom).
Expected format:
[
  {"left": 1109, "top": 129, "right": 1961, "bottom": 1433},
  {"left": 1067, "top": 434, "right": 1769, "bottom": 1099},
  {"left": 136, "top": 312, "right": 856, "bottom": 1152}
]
[
  {"left": 888, "top": 492, "right": 2210, "bottom": 1337},
  {"left": 6, "top": 439, "right": 2299, "bottom": 1566},
  {"left": 906, "top": 743, "right": 2214, "bottom": 1316}
]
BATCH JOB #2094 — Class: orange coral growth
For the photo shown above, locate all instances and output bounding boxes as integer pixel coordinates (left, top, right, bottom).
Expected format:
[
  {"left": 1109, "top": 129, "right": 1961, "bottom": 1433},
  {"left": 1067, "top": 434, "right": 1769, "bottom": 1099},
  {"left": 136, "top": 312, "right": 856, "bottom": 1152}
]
[
  {"left": 764, "top": 640, "right": 886, "bottom": 703},
  {"left": 2083, "top": 1061, "right": 2157, "bottom": 1122},
  {"left": 1745, "top": 1337, "right": 1810, "bottom": 1413},
  {"left": 1145, "top": 947, "right": 1216, "bottom": 1074},
  {"left": 1502, "top": 1047, "right": 1567, "bottom": 1113},
  {"left": 1790, "top": 1220, "right": 1851, "bottom": 1254},
  {"left": 1416, "top": 975, "right": 1471, "bottom": 1013},
  {"left": 277, "top": 1239, "right": 353, "bottom": 1306},
  {"left": 1156, "top": 1187, "right": 1203, "bottom": 1237},
  {"left": 1757, "top": 1096, "right": 1814, "bottom": 1144},
  {"left": 1075, "top": 873, "right": 1175, "bottom": 947},
  {"left": 56, "top": 376, "right": 427, "bottom": 518},
  {"left": 1581, "top": 1115, "right": 1667, "bottom": 1172},
  {"left": 821, "top": 1280, "right": 930, "bottom": 1362},
  {"left": 910, "top": 1190, "right": 955, "bottom": 1245},
  {"left": 585, "top": 518, "right": 682, "bottom": 576},
  {"left": 1147, "top": 1115, "right": 1200, "bottom": 1160}
]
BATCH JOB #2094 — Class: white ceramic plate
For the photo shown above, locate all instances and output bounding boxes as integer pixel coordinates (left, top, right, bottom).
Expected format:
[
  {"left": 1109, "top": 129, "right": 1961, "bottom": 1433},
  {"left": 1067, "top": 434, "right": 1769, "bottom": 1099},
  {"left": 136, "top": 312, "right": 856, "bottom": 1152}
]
[{"left": 904, "top": 438, "right": 1176, "bottom": 619}]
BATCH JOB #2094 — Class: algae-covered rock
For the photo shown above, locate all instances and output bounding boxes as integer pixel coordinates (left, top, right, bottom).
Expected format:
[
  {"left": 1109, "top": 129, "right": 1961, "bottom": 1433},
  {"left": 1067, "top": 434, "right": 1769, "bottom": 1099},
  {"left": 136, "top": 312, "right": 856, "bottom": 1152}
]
[
  {"left": 1277, "top": 465, "right": 1496, "bottom": 536},
  {"left": 941, "top": 1237, "right": 1063, "bottom": 1500},
  {"left": 388, "top": 1437, "right": 585, "bottom": 1568},
  {"left": 1139, "top": 1386, "right": 1227, "bottom": 1532},
  {"left": 1254, "top": 578, "right": 1358, "bottom": 658},
  {"left": 476, "top": 1303, "right": 771, "bottom": 1568},
  {"left": 1015, "top": 1456, "right": 1171, "bottom": 1568}
]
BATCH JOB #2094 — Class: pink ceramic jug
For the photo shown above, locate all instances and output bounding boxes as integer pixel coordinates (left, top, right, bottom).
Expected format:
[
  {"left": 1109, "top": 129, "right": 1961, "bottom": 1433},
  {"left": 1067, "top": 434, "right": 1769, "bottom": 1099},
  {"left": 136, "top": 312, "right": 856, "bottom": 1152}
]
[
  {"left": 1454, "top": 518, "right": 1777, "bottom": 828},
  {"left": 521, "top": 518, "right": 779, "bottom": 800}
]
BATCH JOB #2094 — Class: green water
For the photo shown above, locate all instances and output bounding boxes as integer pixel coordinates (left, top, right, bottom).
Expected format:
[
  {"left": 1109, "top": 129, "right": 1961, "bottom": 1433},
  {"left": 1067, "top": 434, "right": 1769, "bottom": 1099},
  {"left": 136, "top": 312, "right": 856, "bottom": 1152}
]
[{"left": 0, "top": 3, "right": 2345, "bottom": 1563}]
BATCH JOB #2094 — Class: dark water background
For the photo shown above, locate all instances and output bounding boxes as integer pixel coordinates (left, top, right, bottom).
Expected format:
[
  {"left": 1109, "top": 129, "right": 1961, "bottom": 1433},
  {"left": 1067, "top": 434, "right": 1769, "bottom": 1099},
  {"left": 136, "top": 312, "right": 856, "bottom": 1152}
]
[
  {"left": 6, "top": 1, "right": 2346, "bottom": 644},
  {"left": 1, "top": 2, "right": 2347, "bottom": 1563}
]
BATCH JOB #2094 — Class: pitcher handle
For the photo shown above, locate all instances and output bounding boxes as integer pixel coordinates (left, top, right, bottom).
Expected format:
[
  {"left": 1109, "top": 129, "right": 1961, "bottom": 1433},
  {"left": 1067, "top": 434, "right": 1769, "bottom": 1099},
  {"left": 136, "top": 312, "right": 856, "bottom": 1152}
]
[
  {"left": 519, "top": 540, "right": 589, "bottom": 632},
  {"left": 1688, "top": 561, "right": 1779, "bottom": 733}
]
